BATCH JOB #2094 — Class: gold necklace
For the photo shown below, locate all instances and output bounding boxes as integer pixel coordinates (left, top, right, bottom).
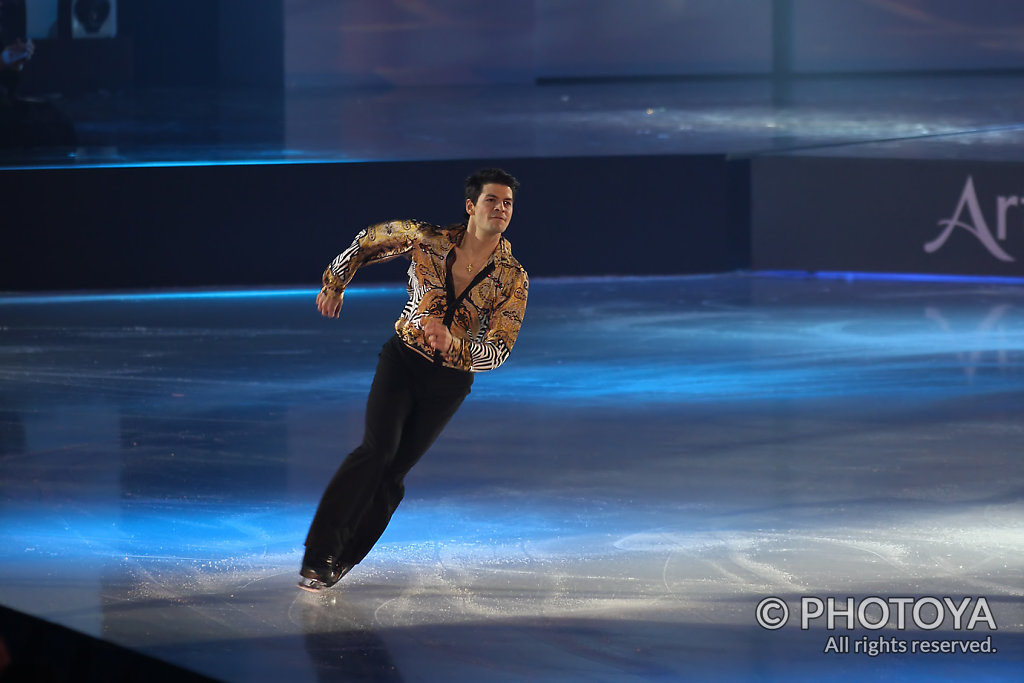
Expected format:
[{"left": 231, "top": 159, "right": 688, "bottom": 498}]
[{"left": 466, "top": 262, "right": 474, "bottom": 274}]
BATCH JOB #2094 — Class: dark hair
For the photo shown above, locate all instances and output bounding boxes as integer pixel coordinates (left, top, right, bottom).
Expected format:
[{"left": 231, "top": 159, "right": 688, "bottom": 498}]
[{"left": 464, "top": 168, "right": 520, "bottom": 216}]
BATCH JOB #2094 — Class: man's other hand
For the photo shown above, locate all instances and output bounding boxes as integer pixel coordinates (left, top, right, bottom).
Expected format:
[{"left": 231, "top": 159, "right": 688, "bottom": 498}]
[
  {"left": 422, "top": 318, "right": 452, "bottom": 353},
  {"left": 316, "top": 290, "right": 343, "bottom": 318}
]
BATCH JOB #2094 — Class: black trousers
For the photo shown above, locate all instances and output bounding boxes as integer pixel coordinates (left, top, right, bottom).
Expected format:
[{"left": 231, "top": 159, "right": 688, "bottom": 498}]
[{"left": 305, "top": 335, "right": 473, "bottom": 566}]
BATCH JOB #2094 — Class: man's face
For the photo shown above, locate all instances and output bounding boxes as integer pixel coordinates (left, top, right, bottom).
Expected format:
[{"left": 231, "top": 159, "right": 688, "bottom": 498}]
[{"left": 467, "top": 183, "right": 514, "bottom": 236}]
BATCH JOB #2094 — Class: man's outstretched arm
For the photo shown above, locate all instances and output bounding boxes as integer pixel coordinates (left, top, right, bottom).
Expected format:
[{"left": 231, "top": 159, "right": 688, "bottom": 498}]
[{"left": 316, "top": 219, "right": 422, "bottom": 318}]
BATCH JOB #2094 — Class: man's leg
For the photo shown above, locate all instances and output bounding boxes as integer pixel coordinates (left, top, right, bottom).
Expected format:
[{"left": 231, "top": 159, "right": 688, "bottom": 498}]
[
  {"left": 304, "top": 338, "right": 414, "bottom": 560},
  {"left": 342, "top": 370, "right": 472, "bottom": 565}
]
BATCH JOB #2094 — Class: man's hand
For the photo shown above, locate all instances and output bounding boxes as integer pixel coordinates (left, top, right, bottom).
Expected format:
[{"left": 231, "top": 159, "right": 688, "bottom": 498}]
[
  {"left": 422, "top": 318, "right": 452, "bottom": 354},
  {"left": 316, "top": 290, "right": 343, "bottom": 318}
]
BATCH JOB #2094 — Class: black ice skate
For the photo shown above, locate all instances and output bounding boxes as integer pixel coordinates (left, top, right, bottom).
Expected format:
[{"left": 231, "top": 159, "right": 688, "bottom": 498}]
[{"left": 298, "top": 551, "right": 352, "bottom": 592}]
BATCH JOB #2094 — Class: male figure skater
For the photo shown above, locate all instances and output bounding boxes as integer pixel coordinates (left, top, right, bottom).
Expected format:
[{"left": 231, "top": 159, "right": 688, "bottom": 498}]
[{"left": 299, "top": 168, "right": 528, "bottom": 591}]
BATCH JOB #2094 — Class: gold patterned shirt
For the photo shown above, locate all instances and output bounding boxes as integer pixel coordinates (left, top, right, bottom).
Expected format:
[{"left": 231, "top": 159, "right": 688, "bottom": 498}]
[{"left": 321, "top": 219, "right": 528, "bottom": 372}]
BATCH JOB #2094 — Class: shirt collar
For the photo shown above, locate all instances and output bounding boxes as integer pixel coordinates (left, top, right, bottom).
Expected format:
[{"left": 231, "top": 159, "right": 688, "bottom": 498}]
[
  {"left": 447, "top": 225, "right": 515, "bottom": 268},
  {"left": 491, "top": 236, "right": 516, "bottom": 267}
]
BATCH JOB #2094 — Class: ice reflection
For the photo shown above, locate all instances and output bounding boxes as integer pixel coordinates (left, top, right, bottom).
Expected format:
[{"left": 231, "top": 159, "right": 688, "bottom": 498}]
[{"left": 926, "top": 303, "right": 1016, "bottom": 378}]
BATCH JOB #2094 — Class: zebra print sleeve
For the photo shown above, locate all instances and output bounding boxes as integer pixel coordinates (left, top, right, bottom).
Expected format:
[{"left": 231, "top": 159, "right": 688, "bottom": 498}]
[
  {"left": 321, "top": 220, "right": 420, "bottom": 296},
  {"left": 451, "top": 268, "right": 529, "bottom": 372}
]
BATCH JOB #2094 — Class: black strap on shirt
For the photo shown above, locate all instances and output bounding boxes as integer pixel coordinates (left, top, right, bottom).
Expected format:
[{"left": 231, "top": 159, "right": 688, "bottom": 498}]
[{"left": 437, "top": 249, "right": 495, "bottom": 364}]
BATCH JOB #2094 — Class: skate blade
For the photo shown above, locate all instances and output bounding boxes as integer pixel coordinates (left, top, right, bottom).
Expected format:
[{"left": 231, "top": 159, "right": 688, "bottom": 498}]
[{"left": 297, "top": 576, "right": 331, "bottom": 592}]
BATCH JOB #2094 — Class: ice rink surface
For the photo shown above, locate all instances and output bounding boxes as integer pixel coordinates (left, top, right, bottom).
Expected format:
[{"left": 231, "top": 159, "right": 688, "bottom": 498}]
[{"left": 1, "top": 273, "right": 1022, "bottom": 681}]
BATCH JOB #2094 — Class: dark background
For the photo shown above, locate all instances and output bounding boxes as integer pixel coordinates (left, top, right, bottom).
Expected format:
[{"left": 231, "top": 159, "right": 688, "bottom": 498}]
[
  {"left": 4, "top": 1, "right": 1024, "bottom": 290},
  {"left": 14, "top": 1, "right": 1024, "bottom": 93},
  {"left": 11, "top": 1, "right": 282, "bottom": 93},
  {"left": 1, "top": 155, "right": 749, "bottom": 289}
]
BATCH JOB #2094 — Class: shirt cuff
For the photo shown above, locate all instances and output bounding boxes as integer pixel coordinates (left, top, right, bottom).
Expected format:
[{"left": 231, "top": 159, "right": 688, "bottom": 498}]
[
  {"left": 321, "top": 268, "right": 345, "bottom": 297},
  {"left": 447, "top": 336, "right": 467, "bottom": 368}
]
